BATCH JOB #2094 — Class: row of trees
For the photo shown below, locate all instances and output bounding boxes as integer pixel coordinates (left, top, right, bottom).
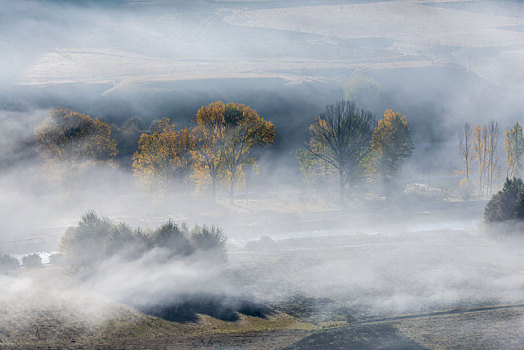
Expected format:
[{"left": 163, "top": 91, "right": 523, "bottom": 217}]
[
  {"left": 35, "top": 103, "right": 275, "bottom": 203},
  {"left": 35, "top": 101, "right": 414, "bottom": 203},
  {"left": 297, "top": 100, "right": 414, "bottom": 200},
  {"left": 459, "top": 121, "right": 523, "bottom": 198},
  {"left": 132, "top": 102, "right": 275, "bottom": 202}
]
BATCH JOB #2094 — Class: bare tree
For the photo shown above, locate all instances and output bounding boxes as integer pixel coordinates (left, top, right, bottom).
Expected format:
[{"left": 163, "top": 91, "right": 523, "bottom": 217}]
[
  {"left": 473, "top": 124, "right": 488, "bottom": 196},
  {"left": 486, "top": 121, "right": 500, "bottom": 196},
  {"left": 304, "top": 100, "right": 374, "bottom": 201},
  {"left": 459, "top": 123, "right": 472, "bottom": 180}
]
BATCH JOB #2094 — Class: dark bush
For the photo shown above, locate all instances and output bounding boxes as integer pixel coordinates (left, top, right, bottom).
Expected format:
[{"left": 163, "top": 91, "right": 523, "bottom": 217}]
[
  {"left": 59, "top": 210, "right": 113, "bottom": 269},
  {"left": 484, "top": 178, "right": 524, "bottom": 222},
  {"left": 106, "top": 222, "right": 147, "bottom": 261},
  {"left": 137, "top": 293, "right": 270, "bottom": 323},
  {"left": 517, "top": 190, "right": 524, "bottom": 220},
  {"left": 22, "top": 253, "right": 42, "bottom": 269},
  {"left": 59, "top": 211, "right": 227, "bottom": 270},
  {"left": 149, "top": 221, "right": 193, "bottom": 256},
  {"left": 0, "top": 253, "right": 20, "bottom": 274},
  {"left": 190, "top": 225, "right": 226, "bottom": 252}
]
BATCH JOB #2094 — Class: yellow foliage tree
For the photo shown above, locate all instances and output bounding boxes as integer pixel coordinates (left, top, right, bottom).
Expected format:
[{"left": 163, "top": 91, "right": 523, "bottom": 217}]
[
  {"left": 370, "top": 109, "right": 413, "bottom": 181},
  {"left": 505, "top": 122, "right": 524, "bottom": 179},
  {"left": 132, "top": 118, "right": 195, "bottom": 194},
  {"left": 34, "top": 107, "right": 117, "bottom": 176},
  {"left": 192, "top": 101, "right": 275, "bottom": 203},
  {"left": 457, "top": 123, "right": 474, "bottom": 199},
  {"left": 459, "top": 122, "right": 473, "bottom": 180},
  {"left": 471, "top": 122, "right": 502, "bottom": 197},
  {"left": 473, "top": 124, "right": 488, "bottom": 196}
]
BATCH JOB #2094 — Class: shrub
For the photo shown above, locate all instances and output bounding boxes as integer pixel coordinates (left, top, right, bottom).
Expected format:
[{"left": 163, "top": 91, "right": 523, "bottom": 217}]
[
  {"left": 484, "top": 177, "right": 524, "bottom": 222},
  {"left": 106, "top": 222, "right": 147, "bottom": 261},
  {"left": 190, "top": 225, "right": 226, "bottom": 252},
  {"left": 245, "top": 236, "right": 279, "bottom": 252},
  {"left": 22, "top": 253, "right": 42, "bottom": 269},
  {"left": 149, "top": 221, "right": 192, "bottom": 256},
  {"left": 459, "top": 178, "right": 473, "bottom": 200},
  {"left": 59, "top": 210, "right": 113, "bottom": 269},
  {"left": 0, "top": 253, "right": 19, "bottom": 274},
  {"left": 48, "top": 252, "right": 66, "bottom": 266},
  {"left": 59, "top": 211, "right": 227, "bottom": 270}
]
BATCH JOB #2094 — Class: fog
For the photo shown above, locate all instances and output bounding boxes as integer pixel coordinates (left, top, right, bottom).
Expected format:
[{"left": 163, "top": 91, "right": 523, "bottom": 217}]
[{"left": 1, "top": 0, "right": 524, "bottom": 347}]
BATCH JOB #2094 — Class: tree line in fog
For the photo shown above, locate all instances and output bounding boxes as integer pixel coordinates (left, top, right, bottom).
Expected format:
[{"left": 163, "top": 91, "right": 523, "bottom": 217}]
[{"left": 33, "top": 100, "right": 415, "bottom": 202}]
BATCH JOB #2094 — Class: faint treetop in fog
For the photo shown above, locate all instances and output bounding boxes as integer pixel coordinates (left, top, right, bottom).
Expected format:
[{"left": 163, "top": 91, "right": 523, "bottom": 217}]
[
  {"left": 344, "top": 75, "right": 381, "bottom": 112},
  {"left": 22, "top": 253, "right": 42, "bottom": 269},
  {"left": 0, "top": 253, "right": 19, "bottom": 274}
]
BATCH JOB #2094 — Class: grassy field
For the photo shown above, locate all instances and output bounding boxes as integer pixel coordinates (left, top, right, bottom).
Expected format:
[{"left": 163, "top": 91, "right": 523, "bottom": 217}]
[
  {"left": 0, "top": 289, "right": 316, "bottom": 349},
  {"left": 1, "top": 195, "right": 522, "bottom": 349},
  {"left": 2, "top": 287, "right": 524, "bottom": 349}
]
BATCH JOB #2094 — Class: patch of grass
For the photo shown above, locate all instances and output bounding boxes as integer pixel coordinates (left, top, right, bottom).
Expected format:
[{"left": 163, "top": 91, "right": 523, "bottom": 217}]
[
  {"left": 0, "top": 290, "right": 317, "bottom": 348},
  {"left": 392, "top": 306, "right": 524, "bottom": 349}
]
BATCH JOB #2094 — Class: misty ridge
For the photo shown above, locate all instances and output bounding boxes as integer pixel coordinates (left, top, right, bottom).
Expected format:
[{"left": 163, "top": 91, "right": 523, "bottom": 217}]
[{"left": 1, "top": 0, "right": 524, "bottom": 348}]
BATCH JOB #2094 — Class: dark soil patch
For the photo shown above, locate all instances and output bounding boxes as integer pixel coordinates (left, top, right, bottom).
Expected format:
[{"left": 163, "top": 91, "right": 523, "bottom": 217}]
[
  {"left": 286, "top": 323, "right": 426, "bottom": 350},
  {"left": 137, "top": 293, "right": 272, "bottom": 323}
]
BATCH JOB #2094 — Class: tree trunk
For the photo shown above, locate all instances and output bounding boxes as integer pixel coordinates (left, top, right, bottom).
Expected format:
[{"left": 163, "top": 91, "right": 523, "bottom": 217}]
[
  {"left": 246, "top": 176, "right": 249, "bottom": 205},
  {"left": 211, "top": 176, "right": 217, "bottom": 203},
  {"left": 229, "top": 173, "right": 235, "bottom": 204}
]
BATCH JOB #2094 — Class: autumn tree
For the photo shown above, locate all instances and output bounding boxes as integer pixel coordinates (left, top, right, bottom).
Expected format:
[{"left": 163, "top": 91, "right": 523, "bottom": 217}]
[
  {"left": 473, "top": 124, "right": 488, "bottom": 196},
  {"left": 296, "top": 148, "right": 336, "bottom": 188},
  {"left": 370, "top": 109, "right": 414, "bottom": 181},
  {"left": 458, "top": 123, "right": 473, "bottom": 198},
  {"left": 459, "top": 123, "right": 473, "bottom": 179},
  {"left": 505, "top": 122, "right": 524, "bottom": 179},
  {"left": 132, "top": 118, "right": 195, "bottom": 194},
  {"left": 301, "top": 100, "right": 374, "bottom": 200},
  {"left": 34, "top": 107, "right": 117, "bottom": 173},
  {"left": 486, "top": 121, "right": 501, "bottom": 196},
  {"left": 192, "top": 101, "right": 275, "bottom": 203}
]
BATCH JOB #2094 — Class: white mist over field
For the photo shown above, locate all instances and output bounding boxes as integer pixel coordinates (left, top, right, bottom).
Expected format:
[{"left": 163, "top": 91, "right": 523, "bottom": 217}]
[{"left": 1, "top": 1, "right": 524, "bottom": 347}]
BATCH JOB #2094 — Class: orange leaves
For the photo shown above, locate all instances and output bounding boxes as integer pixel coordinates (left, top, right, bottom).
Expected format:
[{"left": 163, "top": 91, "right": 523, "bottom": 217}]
[
  {"left": 193, "top": 101, "right": 275, "bottom": 201},
  {"left": 504, "top": 122, "right": 524, "bottom": 179},
  {"left": 133, "top": 101, "right": 275, "bottom": 200},
  {"left": 132, "top": 118, "right": 195, "bottom": 194},
  {"left": 370, "top": 109, "right": 413, "bottom": 177},
  {"left": 34, "top": 107, "right": 117, "bottom": 171}
]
